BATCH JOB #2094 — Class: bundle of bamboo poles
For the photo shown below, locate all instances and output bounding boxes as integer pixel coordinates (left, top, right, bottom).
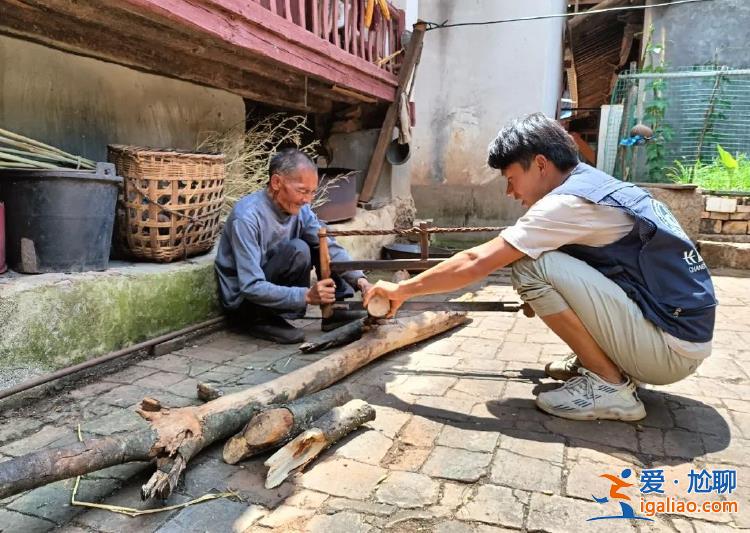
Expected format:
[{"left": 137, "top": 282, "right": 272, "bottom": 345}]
[{"left": 0, "top": 128, "right": 96, "bottom": 170}]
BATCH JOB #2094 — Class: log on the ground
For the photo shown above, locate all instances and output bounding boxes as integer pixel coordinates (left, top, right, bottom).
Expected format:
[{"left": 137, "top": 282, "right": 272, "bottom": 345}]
[
  {"left": 0, "top": 311, "right": 468, "bottom": 500},
  {"left": 298, "top": 318, "right": 366, "bottom": 353},
  {"left": 265, "top": 399, "right": 375, "bottom": 489},
  {"left": 222, "top": 385, "right": 351, "bottom": 464}
]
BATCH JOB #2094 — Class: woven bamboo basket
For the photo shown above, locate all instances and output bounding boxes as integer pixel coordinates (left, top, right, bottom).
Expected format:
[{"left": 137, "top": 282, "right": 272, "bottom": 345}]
[{"left": 108, "top": 145, "right": 225, "bottom": 262}]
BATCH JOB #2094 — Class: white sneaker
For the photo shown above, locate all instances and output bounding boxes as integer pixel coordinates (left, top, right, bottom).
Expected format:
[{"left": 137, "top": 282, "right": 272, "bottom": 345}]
[
  {"left": 544, "top": 353, "right": 580, "bottom": 381},
  {"left": 535, "top": 368, "right": 646, "bottom": 421}
]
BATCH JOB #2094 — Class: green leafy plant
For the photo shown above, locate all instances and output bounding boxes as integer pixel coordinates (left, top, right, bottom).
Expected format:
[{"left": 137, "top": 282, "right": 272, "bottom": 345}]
[
  {"left": 667, "top": 145, "right": 750, "bottom": 191},
  {"left": 717, "top": 144, "right": 738, "bottom": 170},
  {"left": 642, "top": 26, "right": 672, "bottom": 181}
]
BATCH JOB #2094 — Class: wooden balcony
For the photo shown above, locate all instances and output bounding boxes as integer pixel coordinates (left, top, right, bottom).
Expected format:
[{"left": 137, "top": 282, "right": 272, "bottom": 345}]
[{"left": 0, "top": 0, "right": 406, "bottom": 112}]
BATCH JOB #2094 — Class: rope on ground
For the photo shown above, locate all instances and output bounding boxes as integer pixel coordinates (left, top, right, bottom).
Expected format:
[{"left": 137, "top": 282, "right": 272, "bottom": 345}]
[{"left": 325, "top": 225, "right": 506, "bottom": 237}]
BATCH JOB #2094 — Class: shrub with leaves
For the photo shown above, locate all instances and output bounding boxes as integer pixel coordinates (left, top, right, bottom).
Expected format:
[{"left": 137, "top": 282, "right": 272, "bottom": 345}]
[{"left": 667, "top": 145, "right": 750, "bottom": 191}]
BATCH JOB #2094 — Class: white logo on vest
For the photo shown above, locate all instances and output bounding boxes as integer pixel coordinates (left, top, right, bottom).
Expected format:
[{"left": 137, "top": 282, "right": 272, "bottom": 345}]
[
  {"left": 651, "top": 199, "right": 689, "bottom": 240},
  {"left": 683, "top": 249, "right": 707, "bottom": 273}
]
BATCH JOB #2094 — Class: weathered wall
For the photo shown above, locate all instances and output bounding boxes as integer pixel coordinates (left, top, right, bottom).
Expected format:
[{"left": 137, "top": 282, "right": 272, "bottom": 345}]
[
  {"left": 0, "top": 35, "right": 245, "bottom": 162},
  {"left": 394, "top": 0, "right": 566, "bottom": 231},
  {"left": 645, "top": 0, "right": 750, "bottom": 68}
]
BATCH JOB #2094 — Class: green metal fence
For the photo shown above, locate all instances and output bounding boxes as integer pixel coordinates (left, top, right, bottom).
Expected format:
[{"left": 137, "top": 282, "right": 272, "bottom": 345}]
[{"left": 609, "top": 66, "right": 750, "bottom": 191}]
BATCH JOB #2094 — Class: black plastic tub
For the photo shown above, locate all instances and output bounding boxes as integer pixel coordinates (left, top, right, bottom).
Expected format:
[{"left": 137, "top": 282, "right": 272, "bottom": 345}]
[{"left": 0, "top": 163, "right": 121, "bottom": 273}]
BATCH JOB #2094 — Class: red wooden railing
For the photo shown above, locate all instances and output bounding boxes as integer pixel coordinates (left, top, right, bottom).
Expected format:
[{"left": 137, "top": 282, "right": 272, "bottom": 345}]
[{"left": 252, "top": 0, "right": 405, "bottom": 73}]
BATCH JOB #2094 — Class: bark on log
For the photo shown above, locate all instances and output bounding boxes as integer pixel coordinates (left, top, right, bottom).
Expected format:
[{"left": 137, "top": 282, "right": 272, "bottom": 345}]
[
  {"left": 265, "top": 399, "right": 376, "bottom": 488},
  {"left": 298, "top": 318, "right": 366, "bottom": 353},
  {"left": 222, "top": 385, "right": 351, "bottom": 464},
  {"left": 0, "top": 311, "right": 468, "bottom": 500}
]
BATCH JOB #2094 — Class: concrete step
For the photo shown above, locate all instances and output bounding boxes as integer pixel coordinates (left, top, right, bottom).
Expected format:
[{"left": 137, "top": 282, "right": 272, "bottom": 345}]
[{"left": 698, "top": 240, "right": 750, "bottom": 269}]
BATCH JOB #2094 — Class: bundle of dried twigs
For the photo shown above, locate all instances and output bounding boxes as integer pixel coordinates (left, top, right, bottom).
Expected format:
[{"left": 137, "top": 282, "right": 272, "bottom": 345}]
[
  {"left": 197, "top": 114, "right": 320, "bottom": 215},
  {"left": 0, "top": 128, "right": 95, "bottom": 170}
]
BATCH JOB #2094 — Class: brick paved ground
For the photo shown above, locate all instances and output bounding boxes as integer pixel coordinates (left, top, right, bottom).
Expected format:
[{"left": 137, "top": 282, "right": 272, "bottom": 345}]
[{"left": 0, "top": 269, "right": 748, "bottom": 532}]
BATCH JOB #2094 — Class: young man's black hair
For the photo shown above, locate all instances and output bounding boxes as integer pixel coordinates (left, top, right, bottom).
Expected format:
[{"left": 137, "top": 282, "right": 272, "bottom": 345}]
[{"left": 487, "top": 112, "right": 579, "bottom": 172}]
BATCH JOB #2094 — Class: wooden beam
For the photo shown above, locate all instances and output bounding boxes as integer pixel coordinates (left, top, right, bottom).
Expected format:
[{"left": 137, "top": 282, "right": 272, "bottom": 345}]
[
  {"left": 118, "top": 0, "right": 399, "bottom": 101},
  {"left": 568, "top": 0, "right": 635, "bottom": 30},
  {"left": 0, "top": 2, "right": 335, "bottom": 112},
  {"left": 2, "top": 0, "right": 400, "bottom": 106},
  {"left": 570, "top": 132, "right": 597, "bottom": 165},
  {"left": 359, "top": 21, "right": 425, "bottom": 202}
]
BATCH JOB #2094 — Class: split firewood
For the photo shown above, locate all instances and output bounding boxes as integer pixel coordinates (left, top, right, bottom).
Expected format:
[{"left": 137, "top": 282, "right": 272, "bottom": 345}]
[
  {"left": 264, "top": 399, "right": 375, "bottom": 489},
  {"left": 223, "top": 385, "right": 351, "bottom": 464},
  {"left": 366, "top": 293, "right": 391, "bottom": 318},
  {"left": 363, "top": 271, "right": 411, "bottom": 319},
  {"left": 0, "top": 311, "right": 468, "bottom": 500},
  {"left": 196, "top": 382, "right": 223, "bottom": 402},
  {"left": 299, "top": 318, "right": 366, "bottom": 353}
]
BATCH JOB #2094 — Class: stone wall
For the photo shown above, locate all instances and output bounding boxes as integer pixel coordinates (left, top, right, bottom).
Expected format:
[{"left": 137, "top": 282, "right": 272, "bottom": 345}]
[{"left": 700, "top": 194, "right": 750, "bottom": 242}]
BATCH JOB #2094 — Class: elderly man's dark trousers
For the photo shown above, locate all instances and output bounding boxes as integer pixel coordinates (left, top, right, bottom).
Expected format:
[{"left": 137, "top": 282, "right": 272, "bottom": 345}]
[{"left": 232, "top": 238, "right": 354, "bottom": 322}]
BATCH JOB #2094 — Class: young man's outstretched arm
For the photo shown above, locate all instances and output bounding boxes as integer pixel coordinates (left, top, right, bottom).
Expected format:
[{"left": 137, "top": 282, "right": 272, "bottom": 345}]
[{"left": 364, "top": 236, "right": 525, "bottom": 317}]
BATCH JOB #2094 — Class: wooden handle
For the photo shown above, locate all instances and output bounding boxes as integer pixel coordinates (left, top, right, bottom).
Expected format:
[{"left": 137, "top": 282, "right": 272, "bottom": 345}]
[{"left": 318, "top": 228, "right": 333, "bottom": 319}]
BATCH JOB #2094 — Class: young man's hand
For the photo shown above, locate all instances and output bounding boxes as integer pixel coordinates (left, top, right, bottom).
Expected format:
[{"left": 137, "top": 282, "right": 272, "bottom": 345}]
[
  {"left": 306, "top": 278, "right": 336, "bottom": 305},
  {"left": 362, "top": 280, "right": 405, "bottom": 318}
]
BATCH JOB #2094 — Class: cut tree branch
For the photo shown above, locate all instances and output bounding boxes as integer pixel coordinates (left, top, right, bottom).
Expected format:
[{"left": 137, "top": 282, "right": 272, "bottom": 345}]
[
  {"left": 264, "top": 399, "right": 376, "bottom": 488},
  {"left": 223, "top": 384, "right": 351, "bottom": 464}
]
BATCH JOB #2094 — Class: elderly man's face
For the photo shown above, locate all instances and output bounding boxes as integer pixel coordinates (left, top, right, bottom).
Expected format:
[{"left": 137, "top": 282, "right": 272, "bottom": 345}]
[{"left": 269, "top": 166, "right": 319, "bottom": 215}]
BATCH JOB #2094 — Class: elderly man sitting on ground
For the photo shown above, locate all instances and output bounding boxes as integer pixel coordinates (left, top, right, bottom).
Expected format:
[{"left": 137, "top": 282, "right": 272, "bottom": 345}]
[{"left": 215, "top": 147, "right": 371, "bottom": 344}]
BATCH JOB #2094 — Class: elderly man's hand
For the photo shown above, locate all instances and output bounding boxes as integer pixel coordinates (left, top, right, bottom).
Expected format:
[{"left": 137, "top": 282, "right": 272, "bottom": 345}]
[
  {"left": 306, "top": 278, "right": 336, "bottom": 305},
  {"left": 362, "top": 280, "right": 405, "bottom": 318},
  {"left": 357, "top": 277, "right": 374, "bottom": 296}
]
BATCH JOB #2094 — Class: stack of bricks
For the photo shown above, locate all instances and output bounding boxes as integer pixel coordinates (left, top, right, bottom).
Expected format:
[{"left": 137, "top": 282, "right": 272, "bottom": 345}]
[{"left": 700, "top": 194, "right": 750, "bottom": 235}]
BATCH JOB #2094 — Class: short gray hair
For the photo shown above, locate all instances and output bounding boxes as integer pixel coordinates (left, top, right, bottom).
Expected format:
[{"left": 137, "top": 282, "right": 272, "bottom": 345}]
[{"left": 268, "top": 148, "right": 316, "bottom": 181}]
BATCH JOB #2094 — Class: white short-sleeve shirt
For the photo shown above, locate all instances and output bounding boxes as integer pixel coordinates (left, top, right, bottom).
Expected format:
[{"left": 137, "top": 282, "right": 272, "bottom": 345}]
[{"left": 500, "top": 194, "right": 711, "bottom": 359}]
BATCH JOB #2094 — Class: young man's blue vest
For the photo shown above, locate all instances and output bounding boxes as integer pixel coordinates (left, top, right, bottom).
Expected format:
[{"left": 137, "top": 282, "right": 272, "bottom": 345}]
[{"left": 549, "top": 163, "right": 716, "bottom": 343}]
